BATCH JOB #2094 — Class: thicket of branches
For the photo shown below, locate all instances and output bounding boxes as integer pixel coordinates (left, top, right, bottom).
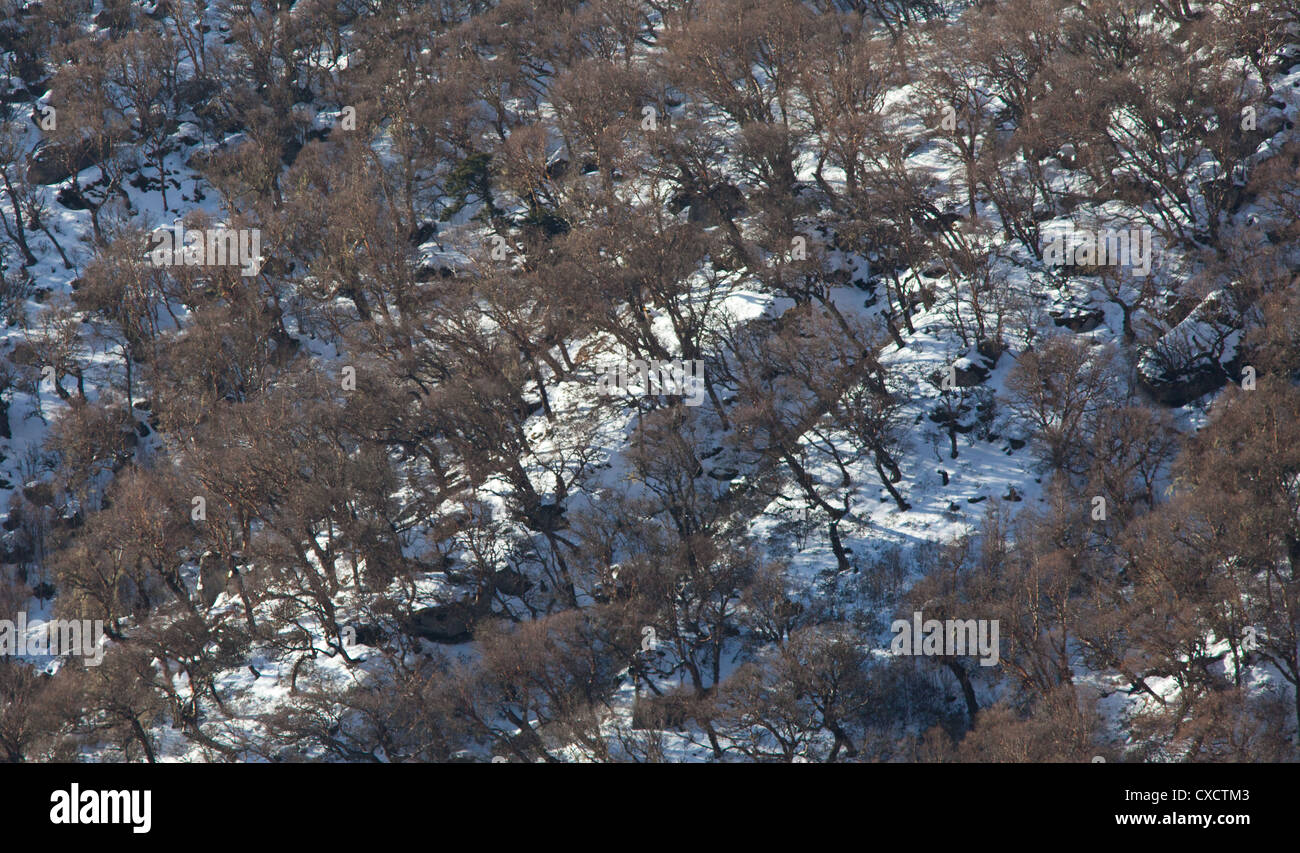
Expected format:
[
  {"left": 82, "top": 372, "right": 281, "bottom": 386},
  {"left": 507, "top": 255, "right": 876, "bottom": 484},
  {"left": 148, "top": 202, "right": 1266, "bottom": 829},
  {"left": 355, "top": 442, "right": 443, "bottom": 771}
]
[{"left": 0, "top": 0, "right": 1298, "bottom": 761}]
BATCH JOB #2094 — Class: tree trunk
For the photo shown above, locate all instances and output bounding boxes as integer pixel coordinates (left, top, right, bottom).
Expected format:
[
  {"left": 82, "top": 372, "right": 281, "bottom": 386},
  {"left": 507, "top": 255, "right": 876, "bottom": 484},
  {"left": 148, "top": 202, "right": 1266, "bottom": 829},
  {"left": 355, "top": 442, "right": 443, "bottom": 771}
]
[
  {"left": 946, "top": 659, "right": 980, "bottom": 727},
  {"left": 873, "top": 453, "right": 910, "bottom": 511}
]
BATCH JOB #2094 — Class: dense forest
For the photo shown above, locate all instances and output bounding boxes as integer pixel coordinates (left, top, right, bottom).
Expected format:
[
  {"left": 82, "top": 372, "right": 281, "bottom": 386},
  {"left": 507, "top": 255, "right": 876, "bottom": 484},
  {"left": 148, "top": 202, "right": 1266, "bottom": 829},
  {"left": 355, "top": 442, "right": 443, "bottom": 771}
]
[{"left": 0, "top": 0, "right": 1298, "bottom": 762}]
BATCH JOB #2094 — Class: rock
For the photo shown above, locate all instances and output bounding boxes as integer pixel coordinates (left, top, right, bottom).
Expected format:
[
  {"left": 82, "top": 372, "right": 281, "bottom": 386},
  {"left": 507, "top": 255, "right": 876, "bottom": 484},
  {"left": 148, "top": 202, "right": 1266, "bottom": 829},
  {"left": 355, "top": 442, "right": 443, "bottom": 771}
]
[
  {"left": 1138, "top": 291, "right": 1240, "bottom": 407},
  {"left": 977, "top": 338, "right": 1005, "bottom": 364},
  {"left": 631, "top": 691, "right": 689, "bottom": 731},
  {"left": 347, "top": 624, "right": 384, "bottom": 646},
  {"left": 1140, "top": 358, "right": 1228, "bottom": 406},
  {"left": 415, "top": 264, "right": 456, "bottom": 281},
  {"left": 22, "top": 481, "right": 54, "bottom": 507},
  {"left": 545, "top": 158, "right": 569, "bottom": 179},
  {"left": 55, "top": 184, "right": 90, "bottom": 210},
  {"left": 2, "top": 532, "right": 33, "bottom": 563},
  {"left": 954, "top": 360, "right": 990, "bottom": 386},
  {"left": 94, "top": 5, "right": 134, "bottom": 29},
  {"left": 951, "top": 344, "right": 1000, "bottom": 387},
  {"left": 523, "top": 502, "right": 565, "bottom": 533},
  {"left": 174, "top": 77, "right": 218, "bottom": 109},
  {"left": 409, "top": 221, "right": 436, "bottom": 245},
  {"left": 928, "top": 402, "right": 978, "bottom": 433},
  {"left": 27, "top": 139, "right": 104, "bottom": 185},
  {"left": 9, "top": 341, "right": 40, "bottom": 367},
  {"left": 672, "top": 182, "right": 745, "bottom": 227},
  {"left": 1257, "top": 110, "right": 1289, "bottom": 138},
  {"left": 197, "top": 552, "right": 230, "bottom": 609},
  {"left": 404, "top": 603, "right": 476, "bottom": 644},
  {"left": 915, "top": 208, "right": 963, "bottom": 234},
  {"left": 492, "top": 569, "right": 531, "bottom": 598},
  {"left": 268, "top": 333, "right": 300, "bottom": 366}
]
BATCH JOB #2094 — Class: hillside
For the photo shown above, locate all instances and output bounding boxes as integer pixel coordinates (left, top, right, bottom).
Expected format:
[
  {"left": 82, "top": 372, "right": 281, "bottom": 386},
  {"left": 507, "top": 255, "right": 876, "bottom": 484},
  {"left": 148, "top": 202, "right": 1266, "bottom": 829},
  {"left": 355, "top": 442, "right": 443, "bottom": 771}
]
[{"left": 0, "top": 0, "right": 1298, "bottom": 763}]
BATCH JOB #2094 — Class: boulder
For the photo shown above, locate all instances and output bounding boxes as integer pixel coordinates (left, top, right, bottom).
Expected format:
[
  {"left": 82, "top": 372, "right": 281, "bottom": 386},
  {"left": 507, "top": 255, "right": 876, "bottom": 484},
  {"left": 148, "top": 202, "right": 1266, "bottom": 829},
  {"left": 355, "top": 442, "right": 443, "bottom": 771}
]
[
  {"left": 27, "top": 140, "right": 103, "bottom": 185},
  {"left": 523, "top": 502, "right": 565, "bottom": 533},
  {"left": 197, "top": 552, "right": 230, "bottom": 609},
  {"left": 492, "top": 569, "right": 531, "bottom": 598},
  {"left": 22, "top": 481, "right": 54, "bottom": 507},
  {"left": 631, "top": 691, "right": 690, "bottom": 731},
  {"left": 404, "top": 602, "right": 475, "bottom": 644},
  {"left": 1138, "top": 289, "right": 1239, "bottom": 406},
  {"left": 173, "top": 77, "right": 217, "bottom": 110},
  {"left": 671, "top": 182, "right": 745, "bottom": 227},
  {"left": 1139, "top": 357, "right": 1228, "bottom": 407},
  {"left": 10, "top": 341, "right": 41, "bottom": 366},
  {"left": 954, "top": 359, "right": 990, "bottom": 387},
  {"left": 1051, "top": 307, "right": 1105, "bottom": 332}
]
